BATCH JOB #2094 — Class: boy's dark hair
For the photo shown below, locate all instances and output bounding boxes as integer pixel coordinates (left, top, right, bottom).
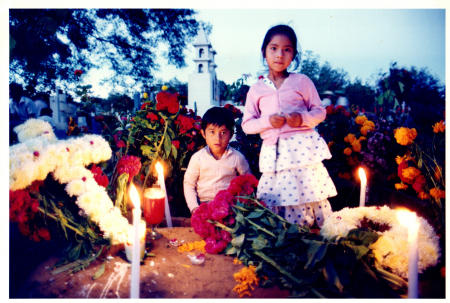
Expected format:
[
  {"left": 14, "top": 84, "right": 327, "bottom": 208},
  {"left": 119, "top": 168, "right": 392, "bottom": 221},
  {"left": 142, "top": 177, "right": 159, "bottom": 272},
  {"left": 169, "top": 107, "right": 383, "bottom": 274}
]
[
  {"left": 201, "top": 107, "right": 235, "bottom": 132},
  {"left": 261, "top": 24, "right": 300, "bottom": 71}
]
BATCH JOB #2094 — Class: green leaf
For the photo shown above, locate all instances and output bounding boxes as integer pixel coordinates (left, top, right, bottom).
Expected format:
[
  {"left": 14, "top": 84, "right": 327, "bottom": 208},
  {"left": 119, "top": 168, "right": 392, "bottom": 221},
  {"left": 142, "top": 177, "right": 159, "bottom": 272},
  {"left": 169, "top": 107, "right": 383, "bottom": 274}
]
[
  {"left": 251, "top": 235, "right": 268, "bottom": 251},
  {"left": 346, "top": 229, "right": 379, "bottom": 246},
  {"left": 235, "top": 212, "right": 245, "bottom": 224},
  {"left": 323, "top": 259, "right": 344, "bottom": 293},
  {"left": 275, "top": 230, "right": 286, "bottom": 247},
  {"left": 92, "top": 262, "right": 105, "bottom": 280},
  {"left": 141, "top": 145, "right": 155, "bottom": 159},
  {"left": 231, "top": 233, "right": 245, "bottom": 248},
  {"left": 304, "top": 241, "right": 328, "bottom": 270},
  {"left": 246, "top": 209, "right": 264, "bottom": 219},
  {"left": 171, "top": 144, "right": 178, "bottom": 160},
  {"left": 398, "top": 81, "right": 404, "bottom": 93},
  {"left": 163, "top": 136, "right": 172, "bottom": 158}
]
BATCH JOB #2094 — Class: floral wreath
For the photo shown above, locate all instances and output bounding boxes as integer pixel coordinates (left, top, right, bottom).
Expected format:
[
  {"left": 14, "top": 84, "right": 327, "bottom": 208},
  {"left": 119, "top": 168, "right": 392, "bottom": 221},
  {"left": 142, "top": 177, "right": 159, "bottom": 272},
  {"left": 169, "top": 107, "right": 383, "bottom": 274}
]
[
  {"left": 10, "top": 119, "right": 145, "bottom": 244},
  {"left": 320, "top": 205, "right": 440, "bottom": 279}
]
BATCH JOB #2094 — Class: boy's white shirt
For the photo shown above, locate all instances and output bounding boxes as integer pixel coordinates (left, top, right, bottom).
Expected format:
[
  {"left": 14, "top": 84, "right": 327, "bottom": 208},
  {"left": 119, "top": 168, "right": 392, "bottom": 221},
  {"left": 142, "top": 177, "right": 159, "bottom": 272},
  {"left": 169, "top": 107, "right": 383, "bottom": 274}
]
[{"left": 183, "top": 146, "right": 250, "bottom": 213}]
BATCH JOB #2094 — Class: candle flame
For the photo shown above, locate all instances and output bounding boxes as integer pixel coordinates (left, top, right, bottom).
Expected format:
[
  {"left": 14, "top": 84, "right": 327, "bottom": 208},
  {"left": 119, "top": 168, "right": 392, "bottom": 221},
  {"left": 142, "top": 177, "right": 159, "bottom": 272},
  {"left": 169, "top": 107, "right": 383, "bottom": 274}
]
[
  {"left": 396, "top": 208, "right": 419, "bottom": 232},
  {"left": 358, "top": 167, "right": 367, "bottom": 185},
  {"left": 155, "top": 161, "right": 164, "bottom": 177},
  {"left": 129, "top": 182, "right": 140, "bottom": 209}
]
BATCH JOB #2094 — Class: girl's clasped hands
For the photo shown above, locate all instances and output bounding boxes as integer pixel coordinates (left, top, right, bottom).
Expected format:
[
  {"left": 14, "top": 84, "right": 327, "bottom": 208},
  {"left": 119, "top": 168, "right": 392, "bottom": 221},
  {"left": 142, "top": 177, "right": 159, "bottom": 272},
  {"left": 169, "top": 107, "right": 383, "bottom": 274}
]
[{"left": 269, "top": 112, "right": 303, "bottom": 128}]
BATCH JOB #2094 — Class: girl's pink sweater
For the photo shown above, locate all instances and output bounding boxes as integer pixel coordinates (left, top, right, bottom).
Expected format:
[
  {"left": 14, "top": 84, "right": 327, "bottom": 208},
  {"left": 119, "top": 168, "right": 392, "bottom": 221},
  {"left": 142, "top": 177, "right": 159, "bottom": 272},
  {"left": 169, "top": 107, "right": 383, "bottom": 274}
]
[{"left": 242, "top": 73, "right": 326, "bottom": 145}]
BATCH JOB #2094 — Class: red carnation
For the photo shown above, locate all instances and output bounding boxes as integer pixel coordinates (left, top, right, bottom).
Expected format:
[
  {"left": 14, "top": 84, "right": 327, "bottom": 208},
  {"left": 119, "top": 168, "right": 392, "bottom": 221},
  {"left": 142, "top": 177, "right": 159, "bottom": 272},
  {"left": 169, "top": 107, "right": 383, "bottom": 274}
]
[
  {"left": 90, "top": 164, "right": 109, "bottom": 188},
  {"left": 116, "top": 155, "right": 142, "bottom": 181}
]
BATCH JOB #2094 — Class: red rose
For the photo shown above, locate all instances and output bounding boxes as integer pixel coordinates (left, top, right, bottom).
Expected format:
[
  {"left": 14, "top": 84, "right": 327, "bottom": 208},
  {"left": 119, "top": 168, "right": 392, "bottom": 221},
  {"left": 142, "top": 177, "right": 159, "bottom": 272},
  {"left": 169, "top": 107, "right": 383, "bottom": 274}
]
[
  {"left": 156, "top": 91, "right": 179, "bottom": 114},
  {"left": 146, "top": 112, "right": 159, "bottom": 122}
]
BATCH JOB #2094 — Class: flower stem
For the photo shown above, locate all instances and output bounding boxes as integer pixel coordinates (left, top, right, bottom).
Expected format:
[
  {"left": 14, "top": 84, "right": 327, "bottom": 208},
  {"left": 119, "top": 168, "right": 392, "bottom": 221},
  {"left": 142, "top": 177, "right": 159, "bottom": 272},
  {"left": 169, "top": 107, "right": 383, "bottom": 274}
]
[
  {"left": 244, "top": 217, "right": 276, "bottom": 238},
  {"left": 253, "top": 250, "right": 303, "bottom": 285},
  {"left": 211, "top": 220, "right": 233, "bottom": 233},
  {"left": 38, "top": 207, "right": 85, "bottom": 237}
]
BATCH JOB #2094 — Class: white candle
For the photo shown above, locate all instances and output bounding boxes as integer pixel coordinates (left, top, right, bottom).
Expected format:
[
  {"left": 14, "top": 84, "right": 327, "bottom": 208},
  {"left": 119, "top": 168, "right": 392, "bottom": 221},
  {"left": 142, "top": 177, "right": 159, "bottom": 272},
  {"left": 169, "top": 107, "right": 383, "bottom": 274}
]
[
  {"left": 358, "top": 167, "right": 367, "bottom": 207},
  {"left": 155, "top": 161, "right": 172, "bottom": 227},
  {"left": 129, "top": 182, "right": 141, "bottom": 298},
  {"left": 396, "top": 209, "right": 420, "bottom": 298}
]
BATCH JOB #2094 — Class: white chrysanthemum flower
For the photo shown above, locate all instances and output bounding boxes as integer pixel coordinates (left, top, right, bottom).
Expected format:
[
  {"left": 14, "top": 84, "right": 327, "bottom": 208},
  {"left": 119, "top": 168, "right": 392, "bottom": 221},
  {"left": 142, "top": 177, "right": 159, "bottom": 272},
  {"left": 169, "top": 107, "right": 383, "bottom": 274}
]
[
  {"left": 321, "top": 205, "right": 441, "bottom": 279},
  {"left": 14, "top": 118, "right": 57, "bottom": 143}
]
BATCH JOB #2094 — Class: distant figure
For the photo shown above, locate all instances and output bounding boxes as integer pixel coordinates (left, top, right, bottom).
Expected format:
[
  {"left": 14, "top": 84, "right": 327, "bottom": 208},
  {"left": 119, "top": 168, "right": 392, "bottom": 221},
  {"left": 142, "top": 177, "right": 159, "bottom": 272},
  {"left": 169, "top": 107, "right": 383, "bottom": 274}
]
[
  {"left": 321, "top": 91, "right": 334, "bottom": 107},
  {"left": 335, "top": 90, "right": 349, "bottom": 108}
]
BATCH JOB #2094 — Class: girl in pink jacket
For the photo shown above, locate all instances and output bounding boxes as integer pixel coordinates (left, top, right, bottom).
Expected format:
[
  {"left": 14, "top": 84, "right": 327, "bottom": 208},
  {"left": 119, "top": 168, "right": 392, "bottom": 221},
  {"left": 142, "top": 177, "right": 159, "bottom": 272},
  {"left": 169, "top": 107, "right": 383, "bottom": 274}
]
[{"left": 242, "top": 24, "right": 337, "bottom": 228}]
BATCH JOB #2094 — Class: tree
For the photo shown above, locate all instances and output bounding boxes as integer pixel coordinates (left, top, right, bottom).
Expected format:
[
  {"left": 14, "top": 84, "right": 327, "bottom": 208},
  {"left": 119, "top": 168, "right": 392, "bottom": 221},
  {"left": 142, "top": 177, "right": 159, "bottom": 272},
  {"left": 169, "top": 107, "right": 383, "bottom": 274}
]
[
  {"left": 345, "top": 79, "right": 376, "bottom": 111},
  {"left": 10, "top": 9, "right": 201, "bottom": 94}
]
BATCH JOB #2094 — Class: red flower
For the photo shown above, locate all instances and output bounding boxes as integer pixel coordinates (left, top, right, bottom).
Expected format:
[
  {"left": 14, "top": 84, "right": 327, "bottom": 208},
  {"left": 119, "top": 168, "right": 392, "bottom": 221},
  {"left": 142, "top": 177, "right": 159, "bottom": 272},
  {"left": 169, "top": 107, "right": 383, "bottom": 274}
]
[
  {"left": 208, "top": 190, "right": 234, "bottom": 221},
  {"left": 38, "top": 228, "right": 51, "bottom": 241},
  {"left": 74, "top": 69, "right": 83, "bottom": 76},
  {"left": 141, "top": 102, "right": 151, "bottom": 110},
  {"left": 258, "top": 75, "right": 264, "bottom": 80},
  {"left": 90, "top": 164, "right": 109, "bottom": 188},
  {"left": 191, "top": 203, "right": 215, "bottom": 238},
  {"left": 175, "top": 115, "right": 196, "bottom": 134},
  {"left": 94, "top": 115, "right": 104, "bottom": 122},
  {"left": 227, "top": 174, "right": 259, "bottom": 197},
  {"left": 172, "top": 140, "right": 180, "bottom": 149},
  {"left": 116, "top": 140, "right": 126, "bottom": 148},
  {"left": 116, "top": 155, "right": 142, "bottom": 181},
  {"left": 146, "top": 112, "right": 159, "bottom": 122},
  {"left": 156, "top": 91, "right": 179, "bottom": 114},
  {"left": 187, "top": 141, "right": 196, "bottom": 151},
  {"left": 412, "top": 174, "right": 426, "bottom": 193}
]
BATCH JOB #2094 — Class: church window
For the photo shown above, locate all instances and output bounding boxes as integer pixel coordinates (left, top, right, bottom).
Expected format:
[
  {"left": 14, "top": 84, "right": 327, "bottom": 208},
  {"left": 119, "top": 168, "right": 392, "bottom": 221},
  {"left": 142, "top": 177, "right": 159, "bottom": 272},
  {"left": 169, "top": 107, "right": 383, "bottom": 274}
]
[
  {"left": 199, "top": 48, "right": 204, "bottom": 58},
  {"left": 198, "top": 64, "right": 203, "bottom": 73}
]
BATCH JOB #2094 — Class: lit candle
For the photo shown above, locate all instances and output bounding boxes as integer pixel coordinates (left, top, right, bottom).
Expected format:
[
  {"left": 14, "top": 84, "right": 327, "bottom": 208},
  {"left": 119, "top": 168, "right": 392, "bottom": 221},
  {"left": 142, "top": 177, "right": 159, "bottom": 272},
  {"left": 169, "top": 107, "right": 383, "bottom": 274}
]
[
  {"left": 155, "top": 161, "right": 172, "bottom": 227},
  {"left": 396, "top": 209, "right": 420, "bottom": 298},
  {"left": 129, "top": 182, "right": 141, "bottom": 298},
  {"left": 358, "top": 167, "right": 367, "bottom": 207}
]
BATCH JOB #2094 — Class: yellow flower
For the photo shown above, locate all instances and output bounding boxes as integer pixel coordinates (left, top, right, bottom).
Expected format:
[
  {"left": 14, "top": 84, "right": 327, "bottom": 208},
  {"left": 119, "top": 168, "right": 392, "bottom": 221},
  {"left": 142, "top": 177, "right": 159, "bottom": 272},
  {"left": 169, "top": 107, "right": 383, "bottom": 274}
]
[
  {"left": 401, "top": 167, "right": 421, "bottom": 184},
  {"left": 430, "top": 188, "right": 445, "bottom": 200},
  {"left": 233, "top": 265, "right": 259, "bottom": 297},
  {"left": 143, "top": 92, "right": 148, "bottom": 99},
  {"left": 343, "top": 147, "right": 352, "bottom": 156},
  {"left": 351, "top": 140, "right": 361, "bottom": 152},
  {"left": 161, "top": 85, "right": 168, "bottom": 91},
  {"left": 177, "top": 240, "right": 206, "bottom": 253},
  {"left": 395, "top": 154, "right": 413, "bottom": 165},
  {"left": 355, "top": 115, "right": 368, "bottom": 125},
  {"left": 344, "top": 133, "right": 356, "bottom": 144},
  {"left": 394, "top": 127, "right": 417, "bottom": 145},
  {"left": 395, "top": 183, "right": 408, "bottom": 190},
  {"left": 432, "top": 120, "right": 445, "bottom": 133}
]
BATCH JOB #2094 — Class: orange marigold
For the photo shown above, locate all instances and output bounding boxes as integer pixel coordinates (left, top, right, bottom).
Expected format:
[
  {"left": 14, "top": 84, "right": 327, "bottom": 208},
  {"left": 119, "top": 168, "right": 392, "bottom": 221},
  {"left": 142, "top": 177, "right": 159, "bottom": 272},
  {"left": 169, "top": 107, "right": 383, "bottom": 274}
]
[
  {"left": 394, "top": 127, "right": 417, "bottom": 145},
  {"left": 395, "top": 154, "right": 413, "bottom": 165},
  {"left": 401, "top": 167, "right": 421, "bottom": 184},
  {"left": 351, "top": 140, "right": 362, "bottom": 152},
  {"left": 430, "top": 188, "right": 445, "bottom": 200},
  {"left": 355, "top": 115, "right": 368, "bottom": 125},
  {"left": 177, "top": 240, "right": 206, "bottom": 253},
  {"left": 418, "top": 192, "right": 431, "bottom": 200},
  {"left": 343, "top": 147, "right": 352, "bottom": 156},
  {"left": 432, "top": 120, "right": 445, "bottom": 133},
  {"left": 233, "top": 265, "right": 259, "bottom": 298},
  {"left": 344, "top": 133, "right": 357, "bottom": 144},
  {"left": 360, "top": 120, "right": 375, "bottom": 136},
  {"left": 395, "top": 183, "right": 408, "bottom": 190}
]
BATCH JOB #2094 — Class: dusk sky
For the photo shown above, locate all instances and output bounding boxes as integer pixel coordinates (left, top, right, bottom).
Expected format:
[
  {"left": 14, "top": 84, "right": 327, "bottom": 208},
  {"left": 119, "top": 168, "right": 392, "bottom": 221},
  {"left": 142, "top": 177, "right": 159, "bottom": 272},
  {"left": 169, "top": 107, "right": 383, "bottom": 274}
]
[{"left": 157, "top": 8, "right": 445, "bottom": 90}]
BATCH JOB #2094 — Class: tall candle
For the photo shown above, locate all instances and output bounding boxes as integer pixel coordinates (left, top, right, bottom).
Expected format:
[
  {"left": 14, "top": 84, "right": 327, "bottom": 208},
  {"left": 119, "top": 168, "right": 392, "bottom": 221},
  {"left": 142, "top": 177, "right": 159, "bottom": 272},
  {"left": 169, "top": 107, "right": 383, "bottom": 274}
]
[
  {"left": 396, "top": 209, "right": 419, "bottom": 298},
  {"left": 358, "top": 167, "right": 367, "bottom": 207},
  {"left": 155, "top": 161, "right": 172, "bottom": 227},
  {"left": 129, "top": 182, "right": 141, "bottom": 298}
]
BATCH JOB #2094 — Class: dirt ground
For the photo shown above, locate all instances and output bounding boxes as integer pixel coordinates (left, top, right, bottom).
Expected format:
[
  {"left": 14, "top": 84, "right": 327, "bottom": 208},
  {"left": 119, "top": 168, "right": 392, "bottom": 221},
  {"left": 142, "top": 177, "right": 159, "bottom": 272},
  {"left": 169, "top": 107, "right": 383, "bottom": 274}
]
[{"left": 15, "top": 225, "right": 290, "bottom": 298}]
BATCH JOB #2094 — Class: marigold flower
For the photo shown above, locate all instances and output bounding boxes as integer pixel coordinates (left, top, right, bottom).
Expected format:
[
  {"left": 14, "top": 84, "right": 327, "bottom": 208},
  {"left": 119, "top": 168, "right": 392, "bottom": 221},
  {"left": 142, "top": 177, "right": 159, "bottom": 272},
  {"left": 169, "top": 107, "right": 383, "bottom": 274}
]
[
  {"left": 401, "top": 167, "right": 421, "bottom": 184},
  {"left": 432, "top": 120, "right": 445, "bottom": 133},
  {"left": 177, "top": 240, "right": 206, "bottom": 253},
  {"left": 395, "top": 183, "right": 408, "bottom": 190},
  {"left": 360, "top": 120, "right": 375, "bottom": 136},
  {"left": 142, "top": 92, "right": 149, "bottom": 99},
  {"left": 343, "top": 147, "right": 352, "bottom": 156},
  {"left": 351, "top": 140, "right": 362, "bottom": 152},
  {"left": 430, "top": 187, "right": 445, "bottom": 199},
  {"left": 418, "top": 191, "right": 430, "bottom": 200},
  {"left": 395, "top": 154, "right": 413, "bottom": 165},
  {"left": 394, "top": 127, "right": 417, "bottom": 145},
  {"left": 233, "top": 265, "right": 259, "bottom": 298},
  {"left": 161, "top": 85, "right": 168, "bottom": 91},
  {"left": 344, "top": 133, "right": 356, "bottom": 144},
  {"left": 355, "top": 115, "right": 368, "bottom": 125}
]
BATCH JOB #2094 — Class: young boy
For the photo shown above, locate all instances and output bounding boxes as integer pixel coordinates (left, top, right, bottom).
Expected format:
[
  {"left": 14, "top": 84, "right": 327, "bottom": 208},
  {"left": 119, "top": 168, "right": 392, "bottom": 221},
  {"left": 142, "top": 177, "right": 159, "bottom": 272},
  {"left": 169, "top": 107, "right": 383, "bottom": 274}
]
[{"left": 183, "top": 107, "right": 250, "bottom": 213}]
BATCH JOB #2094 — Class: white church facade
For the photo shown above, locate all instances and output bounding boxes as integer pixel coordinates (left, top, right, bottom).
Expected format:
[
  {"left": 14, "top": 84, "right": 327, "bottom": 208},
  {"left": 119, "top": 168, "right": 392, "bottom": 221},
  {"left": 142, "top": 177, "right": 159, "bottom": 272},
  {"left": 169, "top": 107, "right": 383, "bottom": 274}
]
[{"left": 188, "top": 27, "right": 220, "bottom": 117}]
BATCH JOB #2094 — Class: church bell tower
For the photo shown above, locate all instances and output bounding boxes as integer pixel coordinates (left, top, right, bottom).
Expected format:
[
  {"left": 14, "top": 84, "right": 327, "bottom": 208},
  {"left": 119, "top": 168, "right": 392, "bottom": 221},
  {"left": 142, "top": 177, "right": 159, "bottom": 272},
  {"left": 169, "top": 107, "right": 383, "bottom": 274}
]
[{"left": 188, "top": 27, "right": 220, "bottom": 117}]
